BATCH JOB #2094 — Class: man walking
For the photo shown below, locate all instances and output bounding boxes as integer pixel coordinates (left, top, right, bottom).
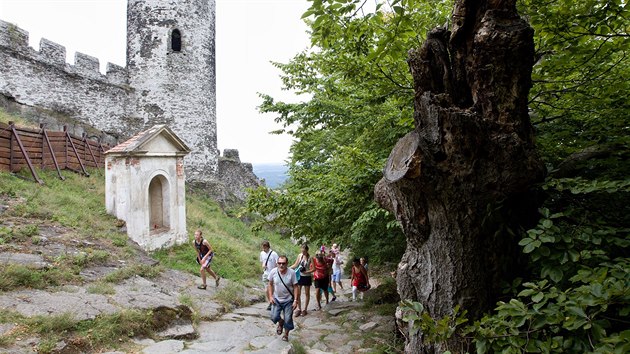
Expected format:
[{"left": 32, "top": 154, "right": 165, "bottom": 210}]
[
  {"left": 260, "top": 240, "right": 279, "bottom": 310},
  {"left": 193, "top": 229, "right": 220, "bottom": 289},
  {"left": 267, "top": 255, "right": 298, "bottom": 342}
]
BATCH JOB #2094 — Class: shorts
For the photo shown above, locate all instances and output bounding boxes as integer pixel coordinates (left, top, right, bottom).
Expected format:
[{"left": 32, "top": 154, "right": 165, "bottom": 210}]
[
  {"left": 297, "top": 275, "right": 312, "bottom": 286},
  {"left": 313, "top": 277, "right": 329, "bottom": 290},
  {"left": 332, "top": 269, "right": 342, "bottom": 282},
  {"left": 197, "top": 252, "right": 214, "bottom": 268}
]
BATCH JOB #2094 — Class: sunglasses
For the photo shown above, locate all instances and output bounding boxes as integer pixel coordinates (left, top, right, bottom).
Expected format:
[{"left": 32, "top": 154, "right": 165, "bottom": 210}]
[{"left": 277, "top": 262, "right": 287, "bottom": 265}]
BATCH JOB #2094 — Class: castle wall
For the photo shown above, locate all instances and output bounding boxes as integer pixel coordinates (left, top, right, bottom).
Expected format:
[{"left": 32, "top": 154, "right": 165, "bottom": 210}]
[{"left": 0, "top": 20, "right": 140, "bottom": 140}]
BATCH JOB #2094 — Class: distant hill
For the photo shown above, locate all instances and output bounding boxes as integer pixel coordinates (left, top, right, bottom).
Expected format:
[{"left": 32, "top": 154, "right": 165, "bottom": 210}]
[{"left": 253, "top": 163, "right": 289, "bottom": 189}]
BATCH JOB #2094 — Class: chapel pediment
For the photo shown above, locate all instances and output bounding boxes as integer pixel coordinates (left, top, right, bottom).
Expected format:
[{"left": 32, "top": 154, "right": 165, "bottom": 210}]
[{"left": 105, "top": 125, "right": 190, "bottom": 157}]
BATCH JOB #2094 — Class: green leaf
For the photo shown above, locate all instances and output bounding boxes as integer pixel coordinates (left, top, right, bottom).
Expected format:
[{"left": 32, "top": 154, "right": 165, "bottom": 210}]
[
  {"left": 548, "top": 267, "right": 563, "bottom": 283},
  {"left": 523, "top": 242, "right": 536, "bottom": 253},
  {"left": 519, "top": 238, "right": 534, "bottom": 246},
  {"left": 568, "top": 306, "right": 587, "bottom": 319}
]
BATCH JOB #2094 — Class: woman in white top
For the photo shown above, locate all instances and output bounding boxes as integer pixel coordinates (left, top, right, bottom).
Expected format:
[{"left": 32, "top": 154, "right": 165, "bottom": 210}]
[{"left": 290, "top": 243, "right": 313, "bottom": 316}]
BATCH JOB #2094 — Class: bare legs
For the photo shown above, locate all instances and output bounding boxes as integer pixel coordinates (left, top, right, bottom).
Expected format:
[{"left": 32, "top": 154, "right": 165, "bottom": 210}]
[
  {"left": 200, "top": 266, "right": 219, "bottom": 287},
  {"left": 296, "top": 285, "right": 311, "bottom": 314},
  {"left": 315, "top": 288, "right": 329, "bottom": 310},
  {"left": 304, "top": 286, "right": 310, "bottom": 311}
]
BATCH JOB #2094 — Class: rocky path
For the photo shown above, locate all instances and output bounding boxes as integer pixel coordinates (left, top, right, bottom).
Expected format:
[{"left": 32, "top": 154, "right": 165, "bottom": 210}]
[
  {"left": 136, "top": 287, "right": 395, "bottom": 354},
  {"left": 0, "top": 261, "right": 396, "bottom": 354}
]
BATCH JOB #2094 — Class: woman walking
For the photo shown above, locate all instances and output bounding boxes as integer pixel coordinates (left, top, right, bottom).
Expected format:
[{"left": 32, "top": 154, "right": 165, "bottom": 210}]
[
  {"left": 351, "top": 258, "right": 370, "bottom": 301},
  {"left": 311, "top": 251, "right": 330, "bottom": 310},
  {"left": 290, "top": 243, "right": 312, "bottom": 316}
]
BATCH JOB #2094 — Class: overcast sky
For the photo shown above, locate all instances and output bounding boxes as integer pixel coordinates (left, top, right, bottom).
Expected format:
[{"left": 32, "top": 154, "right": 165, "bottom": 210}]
[{"left": 0, "top": 0, "right": 311, "bottom": 164}]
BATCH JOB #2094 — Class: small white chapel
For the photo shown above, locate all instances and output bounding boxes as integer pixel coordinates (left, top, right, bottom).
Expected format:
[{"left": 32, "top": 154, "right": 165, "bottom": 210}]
[{"left": 105, "top": 125, "right": 190, "bottom": 251}]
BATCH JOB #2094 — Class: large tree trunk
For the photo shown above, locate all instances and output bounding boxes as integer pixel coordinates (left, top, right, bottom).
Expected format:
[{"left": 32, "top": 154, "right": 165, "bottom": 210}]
[{"left": 374, "top": 1, "right": 545, "bottom": 352}]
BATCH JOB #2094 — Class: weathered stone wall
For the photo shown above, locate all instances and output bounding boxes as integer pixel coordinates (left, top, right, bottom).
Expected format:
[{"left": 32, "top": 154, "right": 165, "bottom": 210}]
[
  {"left": 0, "top": 20, "right": 140, "bottom": 140},
  {"left": 127, "top": 0, "right": 218, "bottom": 182},
  {"left": 216, "top": 149, "right": 263, "bottom": 204}
]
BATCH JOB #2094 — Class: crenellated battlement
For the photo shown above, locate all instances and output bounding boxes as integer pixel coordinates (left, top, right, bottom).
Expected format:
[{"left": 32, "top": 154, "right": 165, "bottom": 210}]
[
  {"left": 0, "top": 19, "right": 128, "bottom": 86},
  {"left": 38, "top": 38, "right": 66, "bottom": 66},
  {"left": 0, "top": 19, "right": 29, "bottom": 52},
  {"left": 106, "top": 63, "right": 127, "bottom": 86},
  {"left": 73, "top": 52, "right": 101, "bottom": 79}
]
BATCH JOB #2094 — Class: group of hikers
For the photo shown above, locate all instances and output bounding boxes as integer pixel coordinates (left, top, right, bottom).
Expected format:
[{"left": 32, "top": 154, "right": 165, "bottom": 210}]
[
  {"left": 191, "top": 229, "right": 371, "bottom": 342},
  {"left": 260, "top": 241, "right": 371, "bottom": 342}
]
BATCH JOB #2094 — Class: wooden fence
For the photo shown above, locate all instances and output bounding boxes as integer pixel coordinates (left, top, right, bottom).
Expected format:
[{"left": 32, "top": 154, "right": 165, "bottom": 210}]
[{"left": 0, "top": 121, "right": 112, "bottom": 183}]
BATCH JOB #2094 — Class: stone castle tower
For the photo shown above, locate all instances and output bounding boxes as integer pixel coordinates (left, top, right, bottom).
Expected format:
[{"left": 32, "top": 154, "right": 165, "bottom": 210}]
[{"left": 127, "top": 0, "right": 217, "bottom": 181}]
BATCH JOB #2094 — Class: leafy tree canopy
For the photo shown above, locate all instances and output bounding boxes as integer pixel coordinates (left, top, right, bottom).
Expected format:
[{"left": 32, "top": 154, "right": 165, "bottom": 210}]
[{"left": 249, "top": 0, "right": 454, "bottom": 262}]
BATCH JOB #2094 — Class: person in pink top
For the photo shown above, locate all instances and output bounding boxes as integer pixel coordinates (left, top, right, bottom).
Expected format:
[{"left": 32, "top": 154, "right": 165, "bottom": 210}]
[
  {"left": 351, "top": 258, "right": 370, "bottom": 301},
  {"left": 311, "top": 252, "right": 330, "bottom": 310}
]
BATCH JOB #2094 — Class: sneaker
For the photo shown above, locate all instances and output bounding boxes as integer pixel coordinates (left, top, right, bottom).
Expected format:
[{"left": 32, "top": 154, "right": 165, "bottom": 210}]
[
  {"left": 197, "top": 284, "right": 207, "bottom": 290},
  {"left": 331, "top": 296, "right": 337, "bottom": 302}
]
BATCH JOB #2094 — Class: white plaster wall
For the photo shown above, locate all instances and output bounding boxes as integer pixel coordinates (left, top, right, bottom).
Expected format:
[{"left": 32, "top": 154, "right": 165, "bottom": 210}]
[
  {"left": 142, "top": 135, "right": 181, "bottom": 154},
  {"left": 105, "top": 157, "right": 117, "bottom": 215},
  {"left": 106, "top": 155, "right": 187, "bottom": 251}
]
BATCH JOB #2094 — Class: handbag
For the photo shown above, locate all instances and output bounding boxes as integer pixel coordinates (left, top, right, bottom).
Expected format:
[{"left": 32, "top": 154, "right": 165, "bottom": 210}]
[{"left": 295, "top": 265, "right": 302, "bottom": 281}]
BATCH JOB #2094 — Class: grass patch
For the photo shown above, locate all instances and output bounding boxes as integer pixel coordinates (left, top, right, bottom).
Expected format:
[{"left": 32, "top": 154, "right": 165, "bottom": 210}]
[
  {"left": 0, "top": 224, "right": 40, "bottom": 243},
  {"left": 73, "top": 310, "right": 155, "bottom": 350},
  {"left": 0, "top": 170, "right": 117, "bottom": 236},
  {"left": 56, "top": 249, "right": 110, "bottom": 267},
  {"left": 214, "top": 282, "right": 249, "bottom": 311},
  {"left": 0, "top": 107, "right": 36, "bottom": 127},
  {"left": 0, "top": 264, "right": 80, "bottom": 292},
  {"left": 28, "top": 312, "right": 77, "bottom": 335},
  {"left": 110, "top": 233, "right": 128, "bottom": 247},
  {"left": 3, "top": 309, "right": 157, "bottom": 353},
  {"left": 290, "top": 340, "right": 307, "bottom": 354},
  {"left": 87, "top": 282, "right": 116, "bottom": 295}
]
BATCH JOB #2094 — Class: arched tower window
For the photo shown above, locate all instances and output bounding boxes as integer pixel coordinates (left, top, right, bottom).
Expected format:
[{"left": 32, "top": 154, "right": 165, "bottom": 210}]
[
  {"left": 171, "top": 29, "right": 182, "bottom": 52},
  {"left": 149, "top": 175, "right": 171, "bottom": 233}
]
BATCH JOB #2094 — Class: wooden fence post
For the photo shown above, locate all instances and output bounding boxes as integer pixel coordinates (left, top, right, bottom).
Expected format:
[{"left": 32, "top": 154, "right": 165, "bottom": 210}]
[
  {"left": 64, "top": 126, "right": 89, "bottom": 176},
  {"left": 9, "top": 122, "right": 43, "bottom": 184},
  {"left": 40, "top": 124, "right": 64, "bottom": 180}
]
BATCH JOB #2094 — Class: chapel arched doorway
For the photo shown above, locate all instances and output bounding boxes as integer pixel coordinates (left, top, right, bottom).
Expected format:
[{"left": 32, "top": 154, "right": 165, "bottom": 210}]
[{"left": 148, "top": 174, "right": 170, "bottom": 233}]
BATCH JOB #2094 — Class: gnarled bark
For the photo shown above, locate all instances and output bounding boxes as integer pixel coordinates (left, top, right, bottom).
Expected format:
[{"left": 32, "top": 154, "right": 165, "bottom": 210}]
[{"left": 375, "top": 1, "right": 545, "bottom": 352}]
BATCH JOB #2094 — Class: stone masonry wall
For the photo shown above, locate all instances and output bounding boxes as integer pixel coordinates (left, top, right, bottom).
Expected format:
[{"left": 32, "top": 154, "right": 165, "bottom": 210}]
[
  {"left": 0, "top": 20, "right": 142, "bottom": 140},
  {"left": 218, "top": 149, "right": 263, "bottom": 201}
]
